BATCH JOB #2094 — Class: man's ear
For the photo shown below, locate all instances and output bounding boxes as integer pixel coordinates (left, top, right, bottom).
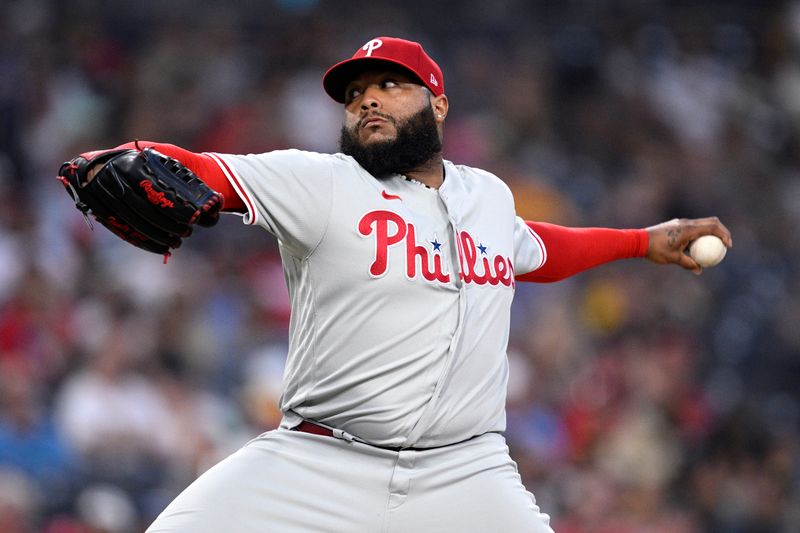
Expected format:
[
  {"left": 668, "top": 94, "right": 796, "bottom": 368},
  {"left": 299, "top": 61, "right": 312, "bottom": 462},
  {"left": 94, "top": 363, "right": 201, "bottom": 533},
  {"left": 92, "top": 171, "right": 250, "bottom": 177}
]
[{"left": 432, "top": 94, "right": 449, "bottom": 124}]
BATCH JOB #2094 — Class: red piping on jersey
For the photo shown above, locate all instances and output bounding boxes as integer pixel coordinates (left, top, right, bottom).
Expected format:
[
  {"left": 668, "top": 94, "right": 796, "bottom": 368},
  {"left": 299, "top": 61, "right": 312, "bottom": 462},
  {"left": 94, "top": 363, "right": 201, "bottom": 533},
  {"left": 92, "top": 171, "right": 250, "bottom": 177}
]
[
  {"left": 526, "top": 226, "right": 547, "bottom": 270},
  {"left": 205, "top": 152, "right": 256, "bottom": 223}
]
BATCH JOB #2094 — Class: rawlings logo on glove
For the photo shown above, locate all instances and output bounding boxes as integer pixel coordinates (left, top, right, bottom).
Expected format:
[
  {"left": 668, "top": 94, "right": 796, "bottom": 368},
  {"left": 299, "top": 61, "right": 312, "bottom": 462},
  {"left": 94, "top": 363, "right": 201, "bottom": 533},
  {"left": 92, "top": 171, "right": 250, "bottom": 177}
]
[
  {"left": 139, "top": 180, "right": 175, "bottom": 208},
  {"left": 57, "top": 146, "right": 224, "bottom": 262}
]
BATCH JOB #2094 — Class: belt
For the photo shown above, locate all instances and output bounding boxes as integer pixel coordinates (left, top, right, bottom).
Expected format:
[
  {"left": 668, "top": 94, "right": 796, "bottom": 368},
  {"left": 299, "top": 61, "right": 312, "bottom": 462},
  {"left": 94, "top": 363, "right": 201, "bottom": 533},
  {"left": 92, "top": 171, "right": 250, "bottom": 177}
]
[
  {"left": 292, "top": 420, "right": 416, "bottom": 451},
  {"left": 291, "top": 420, "right": 489, "bottom": 452}
]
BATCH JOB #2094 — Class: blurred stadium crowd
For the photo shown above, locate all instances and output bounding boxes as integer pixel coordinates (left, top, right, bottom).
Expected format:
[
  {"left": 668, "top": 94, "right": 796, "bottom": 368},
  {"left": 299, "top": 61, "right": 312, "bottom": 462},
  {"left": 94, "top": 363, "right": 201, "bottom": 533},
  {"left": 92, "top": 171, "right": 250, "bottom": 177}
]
[{"left": 1, "top": 0, "right": 799, "bottom": 531}]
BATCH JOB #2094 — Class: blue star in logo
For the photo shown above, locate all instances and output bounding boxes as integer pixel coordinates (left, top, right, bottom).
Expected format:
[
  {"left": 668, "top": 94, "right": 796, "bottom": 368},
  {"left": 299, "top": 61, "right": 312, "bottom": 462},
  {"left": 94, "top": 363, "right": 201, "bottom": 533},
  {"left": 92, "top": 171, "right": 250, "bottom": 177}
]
[
  {"left": 431, "top": 238, "right": 442, "bottom": 252},
  {"left": 478, "top": 242, "right": 488, "bottom": 255}
]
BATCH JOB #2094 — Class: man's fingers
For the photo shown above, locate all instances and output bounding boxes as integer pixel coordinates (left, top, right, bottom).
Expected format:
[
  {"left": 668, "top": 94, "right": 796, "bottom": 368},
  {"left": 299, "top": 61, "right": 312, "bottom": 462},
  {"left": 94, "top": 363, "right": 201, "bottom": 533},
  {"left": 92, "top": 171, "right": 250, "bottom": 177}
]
[
  {"left": 690, "top": 217, "right": 733, "bottom": 248},
  {"left": 87, "top": 165, "right": 101, "bottom": 183},
  {"left": 677, "top": 251, "right": 703, "bottom": 275}
]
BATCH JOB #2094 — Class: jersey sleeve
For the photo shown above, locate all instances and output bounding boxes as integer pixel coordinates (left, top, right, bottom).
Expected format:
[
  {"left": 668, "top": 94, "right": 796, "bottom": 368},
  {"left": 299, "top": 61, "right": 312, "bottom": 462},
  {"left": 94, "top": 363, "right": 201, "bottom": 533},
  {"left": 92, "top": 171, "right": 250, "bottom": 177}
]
[
  {"left": 514, "top": 220, "right": 649, "bottom": 283},
  {"left": 513, "top": 216, "right": 548, "bottom": 276},
  {"left": 205, "top": 149, "right": 335, "bottom": 258}
]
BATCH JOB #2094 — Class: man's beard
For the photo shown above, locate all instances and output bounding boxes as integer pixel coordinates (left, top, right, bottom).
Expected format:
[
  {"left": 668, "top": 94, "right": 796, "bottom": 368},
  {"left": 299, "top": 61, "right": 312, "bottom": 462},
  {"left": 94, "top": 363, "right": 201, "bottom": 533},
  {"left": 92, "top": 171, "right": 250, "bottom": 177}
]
[{"left": 339, "top": 105, "right": 442, "bottom": 178}]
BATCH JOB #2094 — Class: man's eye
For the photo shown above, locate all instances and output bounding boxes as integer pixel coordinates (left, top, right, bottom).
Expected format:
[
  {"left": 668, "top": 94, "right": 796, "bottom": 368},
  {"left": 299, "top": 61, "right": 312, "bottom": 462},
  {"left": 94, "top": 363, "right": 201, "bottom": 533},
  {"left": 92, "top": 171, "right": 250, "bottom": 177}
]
[
  {"left": 346, "top": 87, "right": 362, "bottom": 101},
  {"left": 381, "top": 80, "right": 398, "bottom": 88}
]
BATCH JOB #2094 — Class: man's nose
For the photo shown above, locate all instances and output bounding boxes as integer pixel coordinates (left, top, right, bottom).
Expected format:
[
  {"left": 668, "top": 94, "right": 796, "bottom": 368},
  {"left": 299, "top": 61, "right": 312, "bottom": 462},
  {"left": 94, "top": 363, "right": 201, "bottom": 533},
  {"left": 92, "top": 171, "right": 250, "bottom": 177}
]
[{"left": 360, "top": 86, "right": 382, "bottom": 110}]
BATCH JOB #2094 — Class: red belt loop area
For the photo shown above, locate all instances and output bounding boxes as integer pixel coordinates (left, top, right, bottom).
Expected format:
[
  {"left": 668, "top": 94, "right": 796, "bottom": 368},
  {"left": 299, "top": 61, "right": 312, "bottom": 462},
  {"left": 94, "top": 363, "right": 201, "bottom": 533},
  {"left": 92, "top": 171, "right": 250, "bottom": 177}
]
[{"left": 293, "top": 420, "right": 335, "bottom": 438}]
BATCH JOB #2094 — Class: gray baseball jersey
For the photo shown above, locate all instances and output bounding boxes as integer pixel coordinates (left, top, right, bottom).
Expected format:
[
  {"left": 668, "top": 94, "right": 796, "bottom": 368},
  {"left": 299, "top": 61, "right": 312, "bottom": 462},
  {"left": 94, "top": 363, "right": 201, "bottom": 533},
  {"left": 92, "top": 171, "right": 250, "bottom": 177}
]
[{"left": 206, "top": 149, "right": 546, "bottom": 449}]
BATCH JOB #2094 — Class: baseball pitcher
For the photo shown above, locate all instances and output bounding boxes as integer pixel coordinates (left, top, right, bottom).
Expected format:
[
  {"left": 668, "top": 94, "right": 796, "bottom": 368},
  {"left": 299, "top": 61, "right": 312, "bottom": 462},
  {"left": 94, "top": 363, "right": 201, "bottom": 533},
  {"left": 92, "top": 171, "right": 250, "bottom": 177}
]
[{"left": 58, "top": 37, "right": 732, "bottom": 533}]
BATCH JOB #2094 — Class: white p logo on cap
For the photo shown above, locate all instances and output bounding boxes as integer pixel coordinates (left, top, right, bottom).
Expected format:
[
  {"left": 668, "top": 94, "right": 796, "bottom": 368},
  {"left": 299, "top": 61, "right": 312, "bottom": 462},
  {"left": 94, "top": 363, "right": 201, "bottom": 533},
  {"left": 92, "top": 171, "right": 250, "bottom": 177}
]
[{"left": 362, "top": 38, "right": 383, "bottom": 57}]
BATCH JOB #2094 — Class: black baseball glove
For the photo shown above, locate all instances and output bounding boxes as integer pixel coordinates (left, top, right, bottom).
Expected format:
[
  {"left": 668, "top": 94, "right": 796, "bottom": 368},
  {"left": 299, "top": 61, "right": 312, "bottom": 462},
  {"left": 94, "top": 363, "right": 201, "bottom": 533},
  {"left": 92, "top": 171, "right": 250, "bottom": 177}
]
[{"left": 58, "top": 146, "right": 223, "bottom": 261}]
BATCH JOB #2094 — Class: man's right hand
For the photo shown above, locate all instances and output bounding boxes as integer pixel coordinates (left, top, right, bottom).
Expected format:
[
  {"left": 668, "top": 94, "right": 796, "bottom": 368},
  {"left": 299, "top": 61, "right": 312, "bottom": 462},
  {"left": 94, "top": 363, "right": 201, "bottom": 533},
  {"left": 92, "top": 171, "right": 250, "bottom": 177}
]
[{"left": 645, "top": 217, "right": 732, "bottom": 274}]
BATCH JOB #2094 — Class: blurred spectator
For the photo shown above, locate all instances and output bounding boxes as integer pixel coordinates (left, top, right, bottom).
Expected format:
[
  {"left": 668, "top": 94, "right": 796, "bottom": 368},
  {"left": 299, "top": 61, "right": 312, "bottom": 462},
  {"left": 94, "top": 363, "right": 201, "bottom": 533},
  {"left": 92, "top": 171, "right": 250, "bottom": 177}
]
[
  {"left": 0, "top": 369, "right": 76, "bottom": 510},
  {"left": 0, "top": 468, "right": 40, "bottom": 533},
  {"left": 54, "top": 323, "right": 173, "bottom": 519},
  {"left": 74, "top": 484, "right": 137, "bottom": 533}
]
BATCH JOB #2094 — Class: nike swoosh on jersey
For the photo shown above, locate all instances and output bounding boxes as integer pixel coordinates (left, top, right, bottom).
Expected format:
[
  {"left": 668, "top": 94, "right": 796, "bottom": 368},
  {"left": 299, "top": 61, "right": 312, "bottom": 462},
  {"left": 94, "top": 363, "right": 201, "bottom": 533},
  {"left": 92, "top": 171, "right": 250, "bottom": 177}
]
[{"left": 382, "top": 190, "right": 402, "bottom": 201}]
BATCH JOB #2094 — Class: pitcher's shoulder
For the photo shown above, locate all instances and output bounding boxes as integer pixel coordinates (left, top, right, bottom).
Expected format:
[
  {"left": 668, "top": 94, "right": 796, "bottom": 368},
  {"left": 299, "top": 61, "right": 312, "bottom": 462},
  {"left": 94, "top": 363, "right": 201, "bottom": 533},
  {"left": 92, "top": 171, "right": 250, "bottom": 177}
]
[{"left": 446, "top": 162, "right": 514, "bottom": 201}]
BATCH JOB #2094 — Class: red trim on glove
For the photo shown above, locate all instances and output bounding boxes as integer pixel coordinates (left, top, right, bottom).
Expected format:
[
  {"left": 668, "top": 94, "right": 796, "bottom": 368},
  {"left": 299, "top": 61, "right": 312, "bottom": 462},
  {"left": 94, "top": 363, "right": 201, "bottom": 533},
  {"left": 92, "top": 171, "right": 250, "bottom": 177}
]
[
  {"left": 517, "top": 221, "right": 649, "bottom": 283},
  {"left": 116, "top": 141, "right": 246, "bottom": 212}
]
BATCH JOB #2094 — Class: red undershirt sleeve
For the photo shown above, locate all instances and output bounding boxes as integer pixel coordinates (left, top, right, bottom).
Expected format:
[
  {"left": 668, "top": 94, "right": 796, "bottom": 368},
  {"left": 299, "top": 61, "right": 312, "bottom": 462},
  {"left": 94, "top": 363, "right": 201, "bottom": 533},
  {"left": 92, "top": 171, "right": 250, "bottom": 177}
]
[
  {"left": 517, "top": 221, "right": 649, "bottom": 283},
  {"left": 116, "top": 141, "right": 246, "bottom": 212}
]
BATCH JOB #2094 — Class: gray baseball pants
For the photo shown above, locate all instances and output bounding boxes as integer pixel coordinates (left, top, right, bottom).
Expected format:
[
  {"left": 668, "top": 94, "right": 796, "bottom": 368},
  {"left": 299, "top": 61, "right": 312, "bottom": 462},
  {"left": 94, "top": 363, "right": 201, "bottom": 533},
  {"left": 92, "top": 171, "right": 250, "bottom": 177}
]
[{"left": 146, "top": 428, "right": 554, "bottom": 532}]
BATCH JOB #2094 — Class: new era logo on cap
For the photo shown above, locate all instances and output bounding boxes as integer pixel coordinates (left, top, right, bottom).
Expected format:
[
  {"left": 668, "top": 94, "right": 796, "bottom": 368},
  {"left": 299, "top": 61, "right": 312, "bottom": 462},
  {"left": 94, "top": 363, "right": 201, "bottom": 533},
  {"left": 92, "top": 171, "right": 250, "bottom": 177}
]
[{"left": 322, "top": 36, "right": 445, "bottom": 103}]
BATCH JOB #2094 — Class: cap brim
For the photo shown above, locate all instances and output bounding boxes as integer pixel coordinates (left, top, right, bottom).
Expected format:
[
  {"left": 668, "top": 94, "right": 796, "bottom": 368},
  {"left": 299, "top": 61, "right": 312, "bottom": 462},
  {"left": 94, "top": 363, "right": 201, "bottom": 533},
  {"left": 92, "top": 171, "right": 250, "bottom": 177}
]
[{"left": 323, "top": 57, "right": 425, "bottom": 103}]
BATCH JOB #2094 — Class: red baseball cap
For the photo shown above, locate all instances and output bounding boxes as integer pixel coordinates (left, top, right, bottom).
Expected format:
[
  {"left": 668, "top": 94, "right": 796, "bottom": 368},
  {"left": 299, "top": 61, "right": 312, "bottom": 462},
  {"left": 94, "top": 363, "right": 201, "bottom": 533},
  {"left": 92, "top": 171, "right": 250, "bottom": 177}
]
[{"left": 323, "top": 37, "right": 444, "bottom": 103}]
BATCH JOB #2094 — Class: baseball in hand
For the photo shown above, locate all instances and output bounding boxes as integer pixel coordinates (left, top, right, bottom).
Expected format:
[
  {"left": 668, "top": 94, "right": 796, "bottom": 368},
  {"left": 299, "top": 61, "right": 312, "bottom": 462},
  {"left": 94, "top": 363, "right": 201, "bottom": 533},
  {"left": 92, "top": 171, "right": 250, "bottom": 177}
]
[{"left": 688, "top": 235, "right": 727, "bottom": 267}]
